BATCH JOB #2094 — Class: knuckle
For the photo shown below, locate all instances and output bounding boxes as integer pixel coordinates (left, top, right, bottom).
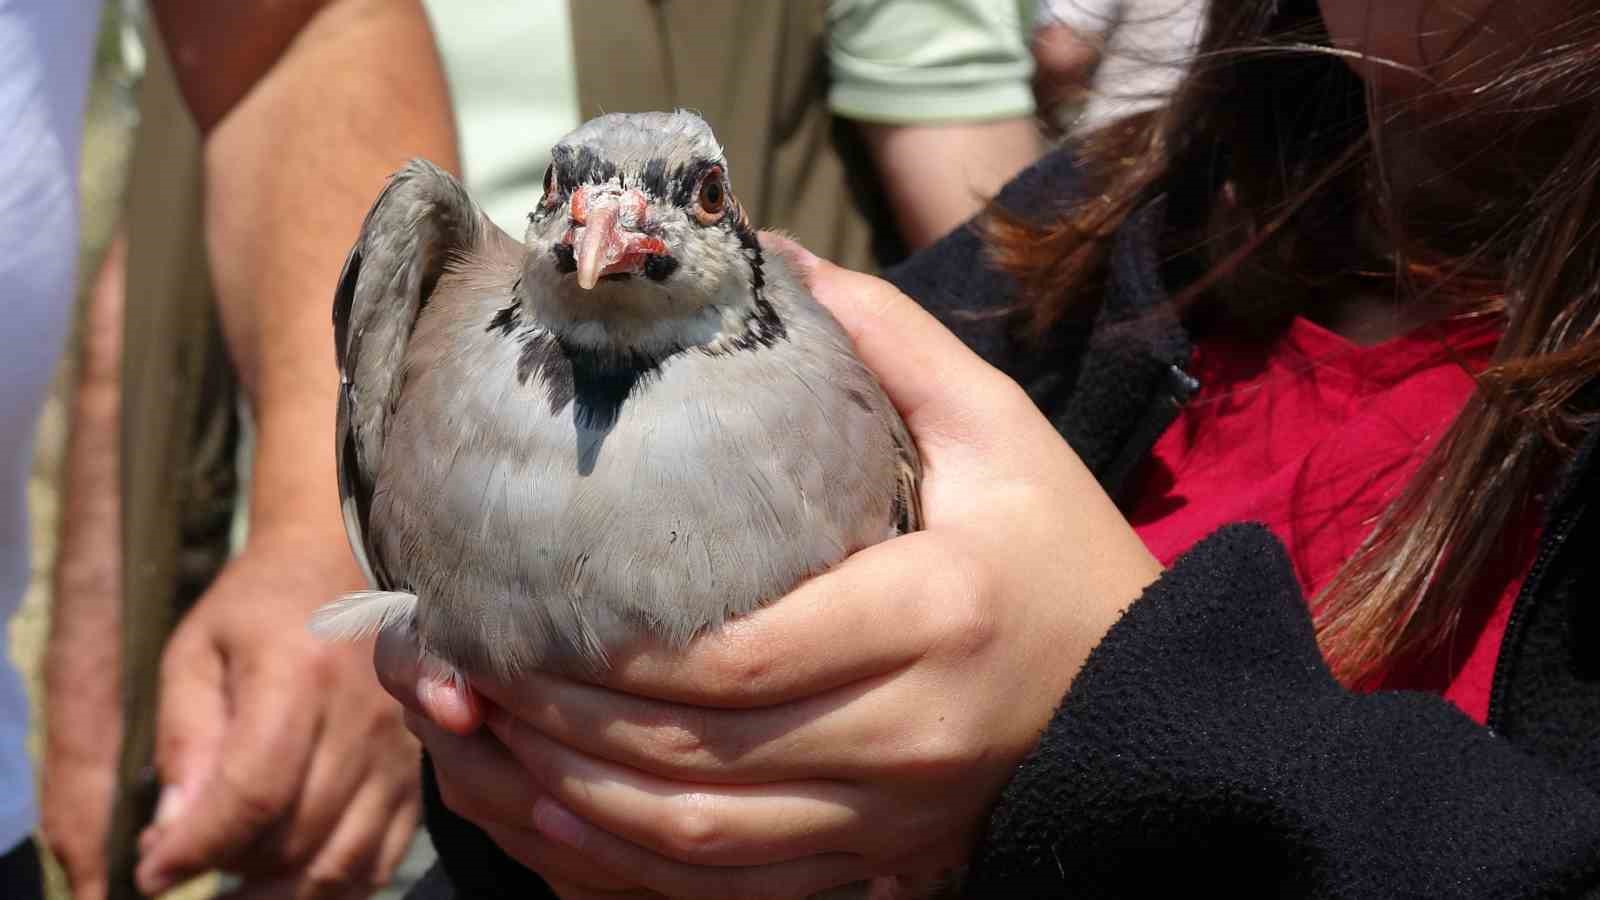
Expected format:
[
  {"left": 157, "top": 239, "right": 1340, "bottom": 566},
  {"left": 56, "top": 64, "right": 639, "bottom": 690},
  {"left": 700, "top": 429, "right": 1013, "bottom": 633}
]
[
  {"left": 697, "top": 632, "right": 776, "bottom": 696},
  {"left": 357, "top": 697, "right": 409, "bottom": 742},
  {"left": 299, "top": 644, "right": 347, "bottom": 687},
  {"left": 919, "top": 547, "right": 996, "bottom": 659},
  {"left": 642, "top": 708, "right": 711, "bottom": 763},
  {"left": 217, "top": 763, "right": 290, "bottom": 831},
  {"left": 660, "top": 795, "right": 727, "bottom": 861},
  {"left": 898, "top": 724, "right": 988, "bottom": 781},
  {"left": 980, "top": 374, "right": 1035, "bottom": 418}
]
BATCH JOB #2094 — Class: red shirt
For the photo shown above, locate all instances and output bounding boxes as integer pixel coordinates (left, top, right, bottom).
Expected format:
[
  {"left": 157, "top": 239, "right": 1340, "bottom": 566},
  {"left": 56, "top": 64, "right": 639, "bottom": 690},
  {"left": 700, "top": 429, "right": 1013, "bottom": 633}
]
[{"left": 1126, "top": 314, "right": 1534, "bottom": 723}]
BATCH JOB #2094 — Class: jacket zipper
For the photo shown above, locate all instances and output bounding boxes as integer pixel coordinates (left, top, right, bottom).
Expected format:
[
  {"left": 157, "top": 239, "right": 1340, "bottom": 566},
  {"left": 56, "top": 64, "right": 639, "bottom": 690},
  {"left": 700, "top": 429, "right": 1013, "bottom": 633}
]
[
  {"left": 1485, "top": 435, "right": 1597, "bottom": 733},
  {"left": 1105, "top": 361, "right": 1200, "bottom": 502}
]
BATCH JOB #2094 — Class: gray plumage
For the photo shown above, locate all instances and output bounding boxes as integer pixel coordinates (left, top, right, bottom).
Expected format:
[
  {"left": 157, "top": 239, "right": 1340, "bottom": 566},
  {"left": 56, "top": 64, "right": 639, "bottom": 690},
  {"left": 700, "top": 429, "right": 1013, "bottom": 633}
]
[{"left": 313, "top": 111, "right": 921, "bottom": 681}]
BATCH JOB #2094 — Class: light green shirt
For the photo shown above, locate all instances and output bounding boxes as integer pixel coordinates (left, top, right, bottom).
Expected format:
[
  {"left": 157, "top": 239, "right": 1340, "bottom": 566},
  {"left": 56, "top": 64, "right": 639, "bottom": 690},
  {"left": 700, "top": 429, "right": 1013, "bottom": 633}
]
[
  {"left": 827, "top": 0, "right": 1037, "bottom": 124},
  {"left": 421, "top": 0, "right": 580, "bottom": 234},
  {"left": 421, "top": 0, "right": 1038, "bottom": 232}
]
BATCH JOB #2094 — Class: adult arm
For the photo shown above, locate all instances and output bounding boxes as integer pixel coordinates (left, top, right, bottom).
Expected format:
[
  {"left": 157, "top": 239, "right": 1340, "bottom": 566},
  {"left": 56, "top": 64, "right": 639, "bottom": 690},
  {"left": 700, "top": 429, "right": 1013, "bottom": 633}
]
[
  {"left": 855, "top": 120, "right": 1044, "bottom": 250},
  {"left": 132, "top": 1, "right": 459, "bottom": 896},
  {"left": 827, "top": 0, "right": 1045, "bottom": 249},
  {"left": 41, "top": 232, "right": 128, "bottom": 900}
]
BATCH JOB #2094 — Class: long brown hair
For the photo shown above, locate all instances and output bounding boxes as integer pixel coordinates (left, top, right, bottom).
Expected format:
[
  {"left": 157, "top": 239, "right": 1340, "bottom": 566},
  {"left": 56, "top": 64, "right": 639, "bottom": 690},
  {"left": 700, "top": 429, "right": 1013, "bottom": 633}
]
[{"left": 992, "top": 1, "right": 1600, "bottom": 685}]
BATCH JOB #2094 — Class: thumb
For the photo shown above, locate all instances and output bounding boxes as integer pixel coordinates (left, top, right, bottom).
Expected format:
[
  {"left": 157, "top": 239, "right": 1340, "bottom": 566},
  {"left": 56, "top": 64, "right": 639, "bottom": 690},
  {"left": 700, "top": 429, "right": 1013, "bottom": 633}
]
[
  {"left": 374, "top": 624, "right": 483, "bottom": 735},
  {"left": 148, "top": 626, "right": 227, "bottom": 830},
  {"left": 769, "top": 236, "right": 1037, "bottom": 456}
]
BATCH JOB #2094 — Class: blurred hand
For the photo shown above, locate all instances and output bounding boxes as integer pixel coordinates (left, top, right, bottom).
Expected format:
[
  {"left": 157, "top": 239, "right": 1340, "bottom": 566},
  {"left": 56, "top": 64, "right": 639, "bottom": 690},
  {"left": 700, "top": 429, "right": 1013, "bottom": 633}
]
[
  {"left": 41, "top": 697, "right": 119, "bottom": 900},
  {"left": 379, "top": 238, "right": 1163, "bottom": 898},
  {"left": 135, "top": 529, "right": 421, "bottom": 900}
]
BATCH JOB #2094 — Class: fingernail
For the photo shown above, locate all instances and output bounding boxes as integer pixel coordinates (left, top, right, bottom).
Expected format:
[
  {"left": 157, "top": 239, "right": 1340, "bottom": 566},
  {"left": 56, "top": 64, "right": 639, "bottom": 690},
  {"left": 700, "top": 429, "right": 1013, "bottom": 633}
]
[
  {"left": 154, "top": 783, "right": 188, "bottom": 825},
  {"left": 531, "top": 796, "right": 585, "bottom": 849}
]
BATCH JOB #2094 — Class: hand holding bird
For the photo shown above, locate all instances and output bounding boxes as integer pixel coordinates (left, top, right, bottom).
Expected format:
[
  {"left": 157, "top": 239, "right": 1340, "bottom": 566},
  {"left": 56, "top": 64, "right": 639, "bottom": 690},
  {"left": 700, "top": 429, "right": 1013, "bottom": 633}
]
[{"left": 377, "top": 242, "right": 1166, "bottom": 898}]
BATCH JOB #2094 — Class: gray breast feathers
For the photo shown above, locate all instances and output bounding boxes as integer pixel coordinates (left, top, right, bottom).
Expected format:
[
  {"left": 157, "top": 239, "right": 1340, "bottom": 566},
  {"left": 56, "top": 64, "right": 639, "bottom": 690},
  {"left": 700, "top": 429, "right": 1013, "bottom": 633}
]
[{"left": 314, "top": 159, "right": 920, "bottom": 680}]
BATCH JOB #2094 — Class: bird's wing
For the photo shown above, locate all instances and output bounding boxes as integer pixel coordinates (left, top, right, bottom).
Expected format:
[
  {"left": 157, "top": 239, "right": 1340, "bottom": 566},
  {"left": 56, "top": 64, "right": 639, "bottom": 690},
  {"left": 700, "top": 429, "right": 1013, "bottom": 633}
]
[
  {"left": 890, "top": 413, "right": 924, "bottom": 535},
  {"left": 332, "top": 158, "right": 519, "bottom": 590}
]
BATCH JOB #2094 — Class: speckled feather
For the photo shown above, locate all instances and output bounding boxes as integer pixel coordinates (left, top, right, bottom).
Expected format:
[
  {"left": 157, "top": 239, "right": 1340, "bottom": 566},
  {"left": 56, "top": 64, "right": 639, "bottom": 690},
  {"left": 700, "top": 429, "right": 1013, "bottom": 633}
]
[{"left": 316, "top": 112, "right": 921, "bottom": 682}]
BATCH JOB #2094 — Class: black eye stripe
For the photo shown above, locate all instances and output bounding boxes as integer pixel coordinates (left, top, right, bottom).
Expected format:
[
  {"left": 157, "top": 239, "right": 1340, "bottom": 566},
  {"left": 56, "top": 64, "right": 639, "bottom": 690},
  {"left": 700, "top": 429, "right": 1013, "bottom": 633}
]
[
  {"left": 550, "top": 145, "right": 618, "bottom": 194},
  {"left": 669, "top": 158, "right": 721, "bottom": 207},
  {"left": 543, "top": 149, "right": 729, "bottom": 210},
  {"left": 639, "top": 158, "right": 671, "bottom": 200}
]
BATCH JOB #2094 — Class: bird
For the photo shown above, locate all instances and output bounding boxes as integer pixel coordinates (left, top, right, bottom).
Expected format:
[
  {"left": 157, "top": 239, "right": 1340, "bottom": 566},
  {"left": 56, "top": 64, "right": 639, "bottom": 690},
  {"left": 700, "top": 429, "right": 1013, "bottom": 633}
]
[{"left": 310, "top": 110, "right": 921, "bottom": 685}]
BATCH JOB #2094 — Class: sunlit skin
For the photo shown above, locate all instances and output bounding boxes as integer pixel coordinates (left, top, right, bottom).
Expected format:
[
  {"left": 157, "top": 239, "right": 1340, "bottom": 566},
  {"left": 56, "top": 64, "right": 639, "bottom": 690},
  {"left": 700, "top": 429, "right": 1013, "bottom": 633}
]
[{"left": 1319, "top": 0, "right": 1561, "bottom": 100}]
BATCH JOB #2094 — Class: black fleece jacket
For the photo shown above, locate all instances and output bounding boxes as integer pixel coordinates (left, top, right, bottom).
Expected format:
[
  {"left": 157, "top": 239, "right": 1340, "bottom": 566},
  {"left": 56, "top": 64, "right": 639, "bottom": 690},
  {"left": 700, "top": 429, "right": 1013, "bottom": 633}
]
[{"left": 407, "top": 150, "right": 1600, "bottom": 898}]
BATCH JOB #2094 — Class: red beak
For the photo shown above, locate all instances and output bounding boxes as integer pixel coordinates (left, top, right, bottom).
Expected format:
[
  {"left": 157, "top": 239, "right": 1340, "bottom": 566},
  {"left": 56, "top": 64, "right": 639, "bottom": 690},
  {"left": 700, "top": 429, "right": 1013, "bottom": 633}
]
[{"left": 569, "top": 188, "right": 668, "bottom": 290}]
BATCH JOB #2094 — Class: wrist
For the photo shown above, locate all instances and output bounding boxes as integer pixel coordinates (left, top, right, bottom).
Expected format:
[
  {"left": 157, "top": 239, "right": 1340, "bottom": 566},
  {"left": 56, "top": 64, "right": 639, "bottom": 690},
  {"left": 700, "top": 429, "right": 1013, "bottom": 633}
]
[
  {"left": 239, "top": 400, "right": 346, "bottom": 543},
  {"left": 236, "top": 522, "right": 365, "bottom": 578}
]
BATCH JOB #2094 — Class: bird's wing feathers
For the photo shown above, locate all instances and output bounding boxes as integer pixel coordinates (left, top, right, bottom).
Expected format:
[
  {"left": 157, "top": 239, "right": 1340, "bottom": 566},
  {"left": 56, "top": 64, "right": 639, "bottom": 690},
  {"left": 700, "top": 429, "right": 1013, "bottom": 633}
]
[
  {"left": 332, "top": 159, "right": 519, "bottom": 591},
  {"left": 891, "top": 418, "right": 923, "bottom": 535}
]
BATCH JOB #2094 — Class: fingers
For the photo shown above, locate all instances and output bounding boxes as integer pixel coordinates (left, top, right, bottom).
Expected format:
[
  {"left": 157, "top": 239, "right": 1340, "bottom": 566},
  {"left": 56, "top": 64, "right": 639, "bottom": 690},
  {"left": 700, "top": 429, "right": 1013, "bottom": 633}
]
[
  {"left": 292, "top": 771, "right": 415, "bottom": 900},
  {"left": 527, "top": 796, "right": 871, "bottom": 900},
  {"left": 409, "top": 714, "right": 543, "bottom": 827},
  {"left": 486, "top": 711, "right": 869, "bottom": 869},
  {"left": 548, "top": 530, "right": 974, "bottom": 709},
  {"left": 465, "top": 534, "right": 989, "bottom": 788},
  {"left": 212, "top": 745, "right": 421, "bottom": 900},
  {"left": 250, "top": 717, "right": 365, "bottom": 870},
  {"left": 148, "top": 625, "right": 228, "bottom": 830},
  {"left": 374, "top": 625, "right": 483, "bottom": 734},
  {"left": 40, "top": 767, "right": 115, "bottom": 900},
  {"left": 372, "top": 796, "right": 423, "bottom": 889},
  {"left": 138, "top": 653, "right": 320, "bottom": 894},
  {"left": 470, "top": 646, "right": 932, "bottom": 786},
  {"left": 411, "top": 717, "right": 642, "bottom": 891},
  {"left": 52, "top": 849, "right": 108, "bottom": 900}
]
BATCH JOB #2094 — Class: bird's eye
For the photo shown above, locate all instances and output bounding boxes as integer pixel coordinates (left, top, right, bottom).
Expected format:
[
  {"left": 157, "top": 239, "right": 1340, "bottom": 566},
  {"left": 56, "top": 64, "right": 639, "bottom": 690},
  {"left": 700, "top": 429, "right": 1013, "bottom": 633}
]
[
  {"left": 701, "top": 180, "right": 725, "bottom": 212},
  {"left": 694, "top": 168, "right": 728, "bottom": 222}
]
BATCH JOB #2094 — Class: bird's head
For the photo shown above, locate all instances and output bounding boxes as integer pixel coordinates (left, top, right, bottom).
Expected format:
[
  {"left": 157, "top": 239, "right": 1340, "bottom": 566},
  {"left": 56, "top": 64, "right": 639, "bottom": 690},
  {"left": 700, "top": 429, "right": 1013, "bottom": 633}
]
[{"left": 519, "top": 111, "right": 766, "bottom": 353}]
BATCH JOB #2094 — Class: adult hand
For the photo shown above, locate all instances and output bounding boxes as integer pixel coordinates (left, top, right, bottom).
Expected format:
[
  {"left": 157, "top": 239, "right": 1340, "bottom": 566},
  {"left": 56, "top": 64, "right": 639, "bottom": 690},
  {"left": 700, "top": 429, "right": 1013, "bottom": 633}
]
[
  {"left": 41, "top": 692, "right": 119, "bottom": 900},
  {"left": 380, "top": 237, "right": 1163, "bottom": 898},
  {"left": 135, "top": 529, "right": 422, "bottom": 899}
]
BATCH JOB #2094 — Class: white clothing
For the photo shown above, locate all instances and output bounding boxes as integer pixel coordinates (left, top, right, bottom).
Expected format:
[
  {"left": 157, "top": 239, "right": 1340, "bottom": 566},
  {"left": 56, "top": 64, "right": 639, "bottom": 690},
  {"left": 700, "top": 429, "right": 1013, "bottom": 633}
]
[
  {"left": 0, "top": 0, "right": 101, "bottom": 854},
  {"left": 1039, "top": 0, "right": 1203, "bottom": 130}
]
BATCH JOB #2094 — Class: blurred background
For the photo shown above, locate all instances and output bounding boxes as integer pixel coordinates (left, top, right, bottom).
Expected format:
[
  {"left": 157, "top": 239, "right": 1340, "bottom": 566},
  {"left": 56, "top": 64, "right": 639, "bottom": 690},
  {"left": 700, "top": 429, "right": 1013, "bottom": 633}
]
[{"left": 7, "top": 1, "right": 1199, "bottom": 897}]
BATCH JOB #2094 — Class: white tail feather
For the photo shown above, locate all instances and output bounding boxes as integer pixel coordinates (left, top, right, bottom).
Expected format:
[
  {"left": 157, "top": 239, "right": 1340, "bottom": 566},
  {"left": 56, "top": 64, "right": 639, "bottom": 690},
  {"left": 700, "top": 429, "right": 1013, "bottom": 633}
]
[{"left": 308, "top": 590, "right": 418, "bottom": 642}]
